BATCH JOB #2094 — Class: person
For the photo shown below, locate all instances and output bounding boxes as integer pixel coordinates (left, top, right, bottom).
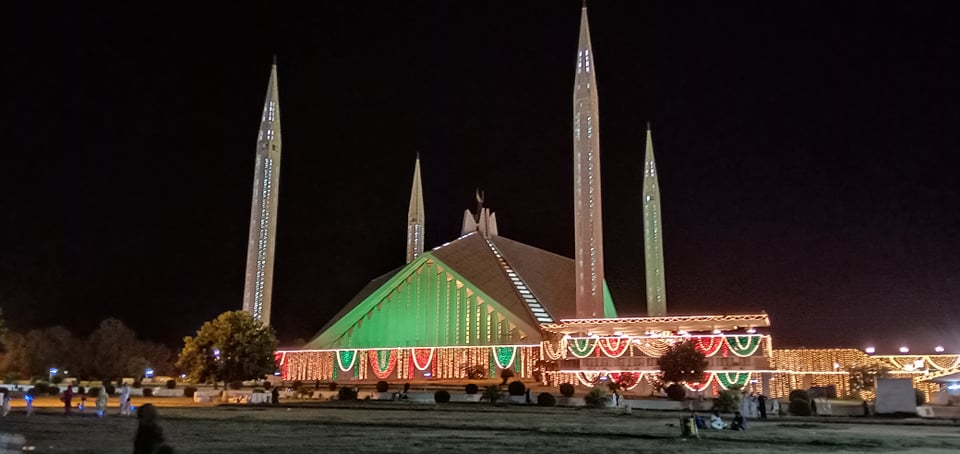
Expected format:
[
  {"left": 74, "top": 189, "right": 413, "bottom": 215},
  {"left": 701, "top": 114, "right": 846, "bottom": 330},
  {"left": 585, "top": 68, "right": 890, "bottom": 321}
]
[
  {"left": 61, "top": 385, "right": 74, "bottom": 415},
  {"left": 1, "top": 390, "right": 10, "bottom": 416},
  {"left": 710, "top": 410, "right": 726, "bottom": 429},
  {"left": 24, "top": 392, "right": 33, "bottom": 416},
  {"left": 134, "top": 404, "right": 168, "bottom": 454},
  {"left": 757, "top": 393, "right": 768, "bottom": 419},
  {"left": 400, "top": 383, "right": 410, "bottom": 400},
  {"left": 810, "top": 397, "right": 818, "bottom": 415},
  {"left": 862, "top": 399, "right": 870, "bottom": 417},
  {"left": 271, "top": 386, "right": 280, "bottom": 405},
  {"left": 692, "top": 410, "right": 708, "bottom": 430},
  {"left": 730, "top": 411, "right": 747, "bottom": 430},
  {"left": 120, "top": 383, "right": 132, "bottom": 416},
  {"left": 79, "top": 396, "right": 86, "bottom": 413},
  {"left": 96, "top": 385, "right": 108, "bottom": 417}
]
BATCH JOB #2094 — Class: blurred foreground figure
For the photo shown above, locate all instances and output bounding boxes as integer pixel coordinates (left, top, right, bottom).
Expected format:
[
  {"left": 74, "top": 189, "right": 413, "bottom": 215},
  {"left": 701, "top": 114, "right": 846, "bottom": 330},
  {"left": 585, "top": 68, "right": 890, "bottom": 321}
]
[{"left": 134, "top": 404, "right": 174, "bottom": 453}]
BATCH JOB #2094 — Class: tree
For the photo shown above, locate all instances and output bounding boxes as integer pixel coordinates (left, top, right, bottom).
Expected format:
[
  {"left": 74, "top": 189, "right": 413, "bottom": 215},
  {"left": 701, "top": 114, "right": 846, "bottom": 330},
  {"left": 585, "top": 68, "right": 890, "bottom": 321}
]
[
  {"left": 657, "top": 340, "right": 708, "bottom": 384},
  {"left": 177, "top": 311, "right": 278, "bottom": 385},
  {"left": 85, "top": 318, "right": 140, "bottom": 379},
  {"left": 848, "top": 361, "right": 891, "bottom": 398}
]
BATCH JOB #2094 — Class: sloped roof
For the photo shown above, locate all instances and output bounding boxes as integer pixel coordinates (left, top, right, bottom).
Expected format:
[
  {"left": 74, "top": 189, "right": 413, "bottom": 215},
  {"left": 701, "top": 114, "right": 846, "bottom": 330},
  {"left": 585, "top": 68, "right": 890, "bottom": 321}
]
[
  {"left": 491, "top": 236, "right": 576, "bottom": 320},
  {"left": 310, "top": 266, "right": 403, "bottom": 340}
]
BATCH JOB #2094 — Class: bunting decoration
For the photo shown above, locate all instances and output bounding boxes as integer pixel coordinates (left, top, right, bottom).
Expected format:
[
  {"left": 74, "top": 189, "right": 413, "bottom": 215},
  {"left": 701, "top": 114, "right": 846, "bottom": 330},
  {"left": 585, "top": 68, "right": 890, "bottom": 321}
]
[
  {"left": 727, "top": 336, "right": 762, "bottom": 357},
  {"left": 412, "top": 348, "right": 434, "bottom": 371},
  {"left": 369, "top": 350, "right": 397, "bottom": 379},
  {"left": 694, "top": 336, "right": 724, "bottom": 357},
  {"left": 493, "top": 346, "right": 518, "bottom": 369},
  {"left": 598, "top": 337, "right": 631, "bottom": 358},
  {"left": 568, "top": 338, "right": 597, "bottom": 358},
  {"left": 336, "top": 350, "right": 357, "bottom": 372},
  {"left": 716, "top": 372, "right": 750, "bottom": 390}
]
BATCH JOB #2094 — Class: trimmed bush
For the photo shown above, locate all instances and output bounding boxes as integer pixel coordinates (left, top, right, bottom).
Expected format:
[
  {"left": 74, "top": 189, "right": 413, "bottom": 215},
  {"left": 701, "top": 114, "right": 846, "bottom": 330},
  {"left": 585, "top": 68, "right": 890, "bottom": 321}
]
[
  {"left": 328, "top": 382, "right": 337, "bottom": 391},
  {"left": 665, "top": 383, "right": 686, "bottom": 401},
  {"left": 77, "top": 386, "right": 86, "bottom": 395},
  {"left": 263, "top": 381, "right": 272, "bottom": 390},
  {"left": 537, "top": 392, "right": 556, "bottom": 407},
  {"left": 500, "top": 368, "right": 515, "bottom": 384},
  {"left": 132, "top": 380, "right": 142, "bottom": 389},
  {"left": 104, "top": 382, "right": 116, "bottom": 395},
  {"left": 337, "top": 387, "right": 358, "bottom": 401},
  {"left": 229, "top": 380, "right": 244, "bottom": 390},
  {"left": 559, "top": 383, "right": 575, "bottom": 397},
  {"left": 584, "top": 387, "right": 608, "bottom": 408},
  {"left": 51, "top": 375, "right": 64, "bottom": 385},
  {"left": 789, "top": 398, "right": 812, "bottom": 416},
  {"left": 465, "top": 383, "right": 479, "bottom": 395},
  {"left": 376, "top": 381, "right": 389, "bottom": 393},
  {"left": 87, "top": 387, "right": 100, "bottom": 397},
  {"left": 48, "top": 386, "right": 60, "bottom": 396},
  {"left": 713, "top": 388, "right": 741, "bottom": 413},
  {"left": 508, "top": 381, "right": 526, "bottom": 396},
  {"left": 166, "top": 379, "right": 177, "bottom": 389},
  {"left": 183, "top": 386, "right": 198, "bottom": 398},
  {"left": 143, "top": 388, "right": 154, "bottom": 397},
  {"left": 434, "top": 390, "right": 451, "bottom": 403},
  {"left": 789, "top": 389, "right": 810, "bottom": 402}
]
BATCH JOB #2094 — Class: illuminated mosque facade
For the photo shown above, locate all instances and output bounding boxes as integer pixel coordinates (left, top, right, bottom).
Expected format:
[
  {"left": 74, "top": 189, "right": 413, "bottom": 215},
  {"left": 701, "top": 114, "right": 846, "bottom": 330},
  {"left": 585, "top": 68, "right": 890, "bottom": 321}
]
[{"left": 248, "top": 6, "right": 957, "bottom": 399}]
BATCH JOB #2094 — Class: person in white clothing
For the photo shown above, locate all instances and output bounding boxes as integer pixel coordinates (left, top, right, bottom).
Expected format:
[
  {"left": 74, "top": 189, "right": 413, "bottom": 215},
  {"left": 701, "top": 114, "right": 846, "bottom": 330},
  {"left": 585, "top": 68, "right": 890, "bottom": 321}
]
[{"left": 119, "top": 384, "right": 132, "bottom": 416}]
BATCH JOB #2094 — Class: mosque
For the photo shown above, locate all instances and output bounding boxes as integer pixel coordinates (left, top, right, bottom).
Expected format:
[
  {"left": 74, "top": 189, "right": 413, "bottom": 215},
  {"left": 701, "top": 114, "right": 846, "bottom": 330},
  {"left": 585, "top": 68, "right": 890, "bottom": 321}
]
[{"left": 242, "top": 6, "right": 957, "bottom": 399}]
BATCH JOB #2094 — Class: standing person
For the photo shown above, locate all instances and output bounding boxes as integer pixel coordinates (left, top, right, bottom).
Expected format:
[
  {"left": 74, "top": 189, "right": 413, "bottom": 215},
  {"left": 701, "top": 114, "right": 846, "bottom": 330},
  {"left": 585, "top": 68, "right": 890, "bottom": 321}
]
[
  {"left": 757, "top": 393, "right": 768, "bottom": 419},
  {"left": 24, "top": 392, "right": 33, "bottom": 416},
  {"left": 96, "top": 386, "right": 108, "bottom": 418},
  {"left": 134, "top": 404, "right": 168, "bottom": 454},
  {"left": 119, "top": 383, "right": 132, "bottom": 416},
  {"left": 810, "top": 397, "right": 818, "bottom": 415},
  {"left": 271, "top": 386, "right": 280, "bottom": 405},
  {"left": 862, "top": 399, "right": 870, "bottom": 416},
  {"left": 61, "top": 385, "right": 74, "bottom": 415}
]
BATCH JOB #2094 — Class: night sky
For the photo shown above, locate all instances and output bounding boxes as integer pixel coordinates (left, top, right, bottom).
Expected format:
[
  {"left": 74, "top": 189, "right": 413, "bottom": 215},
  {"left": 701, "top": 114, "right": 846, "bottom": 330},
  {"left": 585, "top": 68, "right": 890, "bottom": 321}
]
[{"left": 6, "top": 2, "right": 959, "bottom": 353}]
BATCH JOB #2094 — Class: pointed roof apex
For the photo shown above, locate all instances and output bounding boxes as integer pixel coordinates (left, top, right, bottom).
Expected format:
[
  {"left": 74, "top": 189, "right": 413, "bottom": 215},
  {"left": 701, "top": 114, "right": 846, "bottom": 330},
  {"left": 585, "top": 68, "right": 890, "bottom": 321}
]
[
  {"left": 272, "top": 54, "right": 278, "bottom": 66},
  {"left": 646, "top": 121, "right": 651, "bottom": 131},
  {"left": 582, "top": 0, "right": 587, "bottom": 8}
]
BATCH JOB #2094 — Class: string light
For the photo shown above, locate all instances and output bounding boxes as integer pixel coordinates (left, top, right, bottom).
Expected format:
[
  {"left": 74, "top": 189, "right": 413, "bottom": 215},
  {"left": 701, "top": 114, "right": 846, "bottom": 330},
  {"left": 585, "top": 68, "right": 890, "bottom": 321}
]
[{"left": 412, "top": 348, "right": 434, "bottom": 371}]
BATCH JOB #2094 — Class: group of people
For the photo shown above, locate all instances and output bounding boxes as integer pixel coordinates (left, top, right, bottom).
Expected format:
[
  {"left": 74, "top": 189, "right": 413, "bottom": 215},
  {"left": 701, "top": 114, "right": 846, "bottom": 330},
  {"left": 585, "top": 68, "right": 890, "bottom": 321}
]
[
  {"left": 691, "top": 410, "right": 749, "bottom": 431},
  {"left": 57, "top": 383, "right": 135, "bottom": 417}
]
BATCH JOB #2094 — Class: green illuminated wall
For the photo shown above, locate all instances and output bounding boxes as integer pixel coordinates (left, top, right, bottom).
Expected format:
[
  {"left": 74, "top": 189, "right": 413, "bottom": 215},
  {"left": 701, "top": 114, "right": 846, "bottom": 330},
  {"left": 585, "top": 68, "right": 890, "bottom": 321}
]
[{"left": 308, "top": 255, "right": 540, "bottom": 350}]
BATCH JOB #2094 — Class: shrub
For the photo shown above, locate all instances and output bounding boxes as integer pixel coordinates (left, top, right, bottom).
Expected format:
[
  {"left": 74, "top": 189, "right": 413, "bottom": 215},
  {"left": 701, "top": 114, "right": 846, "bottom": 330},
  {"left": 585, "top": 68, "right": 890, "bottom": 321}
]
[
  {"left": 87, "top": 387, "right": 100, "bottom": 397},
  {"left": 104, "top": 382, "right": 116, "bottom": 395},
  {"left": 434, "top": 390, "right": 451, "bottom": 403},
  {"left": 132, "top": 380, "right": 142, "bottom": 389},
  {"left": 537, "top": 392, "right": 556, "bottom": 407},
  {"left": 584, "top": 387, "right": 608, "bottom": 408},
  {"left": 166, "top": 379, "right": 177, "bottom": 389},
  {"left": 789, "top": 389, "right": 810, "bottom": 402},
  {"left": 51, "top": 375, "right": 64, "bottom": 385},
  {"left": 328, "top": 382, "right": 337, "bottom": 391},
  {"left": 508, "top": 381, "right": 526, "bottom": 396},
  {"left": 789, "top": 398, "right": 812, "bottom": 416},
  {"left": 48, "top": 386, "right": 60, "bottom": 396},
  {"left": 482, "top": 385, "right": 501, "bottom": 404},
  {"left": 337, "top": 387, "right": 358, "bottom": 401},
  {"left": 263, "top": 381, "right": 272, "bottom": 390},
  {"left": 31, "top": 382, "right": 49, "bottom": 394},
  {"left": 253, "top": 387, "right": 265, "bottom": 394},
  {"left": 183, "top": 386, "right": 198, "bottom": 398},
  {"left": 559, "top": 383, "right": 575, "bottom": 397},
  {"left": 77, "top": 386, "right": 86, "bottom": 395},
  {"left": 143, "top": 388, "right": 154, "bottom": 397},
  {"left": 665, "top": 383, "right": 686, "bottom": 401},
  {"left": 292, "top": 380, "right": 303, "bottom": 390},
  {"left": 465, "top": 383, "right": 479, "bottom": 395},
  {"left": 462, "top": 365, "right": 486, "bottom": 380},
  {"left": 713, "top": 388, "right": 741, "bottom": 413},
  {"left": 376, "top": 381, "right": 389, "bottom": 393},
  {"left": 229, "top": 380, "right": 244, "bottom": 390},
  {"left": 3, "top": 372, "right": 19, "bottom": 384},
  {"left": 915, "top": 388, "right": 926, "bottom": 406},
  {"left": 500, "top": 368, "right": 515, "bottom": 385}
]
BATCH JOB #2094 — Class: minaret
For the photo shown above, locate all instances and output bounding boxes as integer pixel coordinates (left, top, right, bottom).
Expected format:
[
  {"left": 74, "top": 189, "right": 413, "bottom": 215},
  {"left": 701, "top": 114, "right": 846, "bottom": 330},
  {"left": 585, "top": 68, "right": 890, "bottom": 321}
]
[
  {"left": 642, "top": 124, "right": 667, "bottom": 316},
  {"left": 242, "top": 58, "right": 282, "bottom": 325},
  {"left": 406, "top": 155, "right": 425, "bottom": 263},
  {"left": 573, "top": 4, "right": 605, "bottom": 319}
]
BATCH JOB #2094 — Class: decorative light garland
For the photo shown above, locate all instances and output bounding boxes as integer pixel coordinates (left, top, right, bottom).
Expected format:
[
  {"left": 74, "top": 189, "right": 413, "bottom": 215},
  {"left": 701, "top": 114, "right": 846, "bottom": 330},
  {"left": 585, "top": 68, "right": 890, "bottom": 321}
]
[
  {"left": 727, "top": 336, "right": 761, "bottom": 357},
  {"left": 336, "top": 350, "right": 357, "bottom": 372},
  {"left": 635, "top": 338, "right": 675, "bottom": 357},
  {"left": 568, "top": 338, "right": 597, "bottom": 358},
  {"left": 598, "top": 337, "right": 630, "bottom": 358},
  {"left": 576, "top": 372, "right": 601, "bottom": 387},
  {"left": 925, "top": 355, "right": 960, "bottom": 371},
  {"left": 542, "top": 340, "right": 565, "bottom": 360},
  {"left": 493, "top": 346, "right": 517, "bottom": 369},
  {"left": 715, "top": 372, "right": 750, "bottom": 390},
  {"left": 694, "top": 336, "right": 724, "bottom": 357},
  {"left": 369, "top": 350, "right": 397, "bottom": 379},
  {"left": 683, "top": 373, "right": 714, "bottom": 392},
  {"left": 412, "top": 348, "right": 435, "bottom": 371}
]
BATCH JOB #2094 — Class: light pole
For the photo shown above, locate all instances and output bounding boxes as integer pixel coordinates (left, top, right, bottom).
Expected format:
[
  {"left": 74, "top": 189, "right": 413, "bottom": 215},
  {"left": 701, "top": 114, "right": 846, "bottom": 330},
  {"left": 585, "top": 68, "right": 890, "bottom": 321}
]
[{"left": 48, "top": 368, "right": 58, "bottom": 382}]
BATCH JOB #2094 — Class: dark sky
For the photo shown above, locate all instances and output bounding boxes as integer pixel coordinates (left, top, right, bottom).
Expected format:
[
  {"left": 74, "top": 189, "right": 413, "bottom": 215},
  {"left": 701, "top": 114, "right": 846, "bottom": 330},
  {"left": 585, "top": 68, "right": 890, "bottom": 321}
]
[{"left": 5, "top": 1, "right": 959, "bottom": 353}]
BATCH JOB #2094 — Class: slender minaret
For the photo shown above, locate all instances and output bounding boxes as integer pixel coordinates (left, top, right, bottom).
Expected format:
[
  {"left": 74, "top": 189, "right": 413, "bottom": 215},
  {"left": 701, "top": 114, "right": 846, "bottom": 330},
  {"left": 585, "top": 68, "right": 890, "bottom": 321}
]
[
  {"left": 242, "top": 58, "right": 282, "bottom": 325},
  {"left": 573, "top": 4, "right": 605, "bottom": 319},
  {"left": 406, "top": 155, "right": 425, "bottom": 263},
  {"left": 642, "top": 124, "right": 667, "bottom": 316}
]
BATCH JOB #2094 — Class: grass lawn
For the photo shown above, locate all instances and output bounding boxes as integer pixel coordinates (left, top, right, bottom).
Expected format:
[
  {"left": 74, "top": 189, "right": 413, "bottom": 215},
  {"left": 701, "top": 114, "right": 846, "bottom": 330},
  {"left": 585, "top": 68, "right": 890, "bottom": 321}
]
[{"left": 3, "top": 401, "right": 960, "bottom": 453}]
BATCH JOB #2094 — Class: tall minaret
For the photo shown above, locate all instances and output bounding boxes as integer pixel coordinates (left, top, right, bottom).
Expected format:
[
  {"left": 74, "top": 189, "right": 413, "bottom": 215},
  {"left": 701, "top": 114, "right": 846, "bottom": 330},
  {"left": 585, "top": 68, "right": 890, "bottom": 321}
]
[
  {"left": 573, "top": 4, "right": 605, "bottom": 319},
  {"left": 242, "top": 58, "right": 282, "bottom": 325},
  {"left": 406, "top": 155, "right": 425, "bottom": 263},
  {"left": 642, "top": 124, "right": 667, "bottom": 316}
]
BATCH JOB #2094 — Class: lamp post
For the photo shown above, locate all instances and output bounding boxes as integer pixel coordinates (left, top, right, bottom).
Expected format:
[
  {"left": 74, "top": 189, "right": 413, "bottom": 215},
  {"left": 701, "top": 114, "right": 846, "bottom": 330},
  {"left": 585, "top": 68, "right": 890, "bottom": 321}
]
[{"left": 48, "top": 368, "right": 58, "bottom": 382}]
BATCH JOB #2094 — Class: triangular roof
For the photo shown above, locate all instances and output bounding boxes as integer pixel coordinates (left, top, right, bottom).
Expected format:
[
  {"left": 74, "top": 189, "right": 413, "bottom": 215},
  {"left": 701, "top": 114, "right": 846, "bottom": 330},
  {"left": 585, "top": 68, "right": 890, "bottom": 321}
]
[{"left": 305, "top": 232, "right": 617, "bottom": 349}]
